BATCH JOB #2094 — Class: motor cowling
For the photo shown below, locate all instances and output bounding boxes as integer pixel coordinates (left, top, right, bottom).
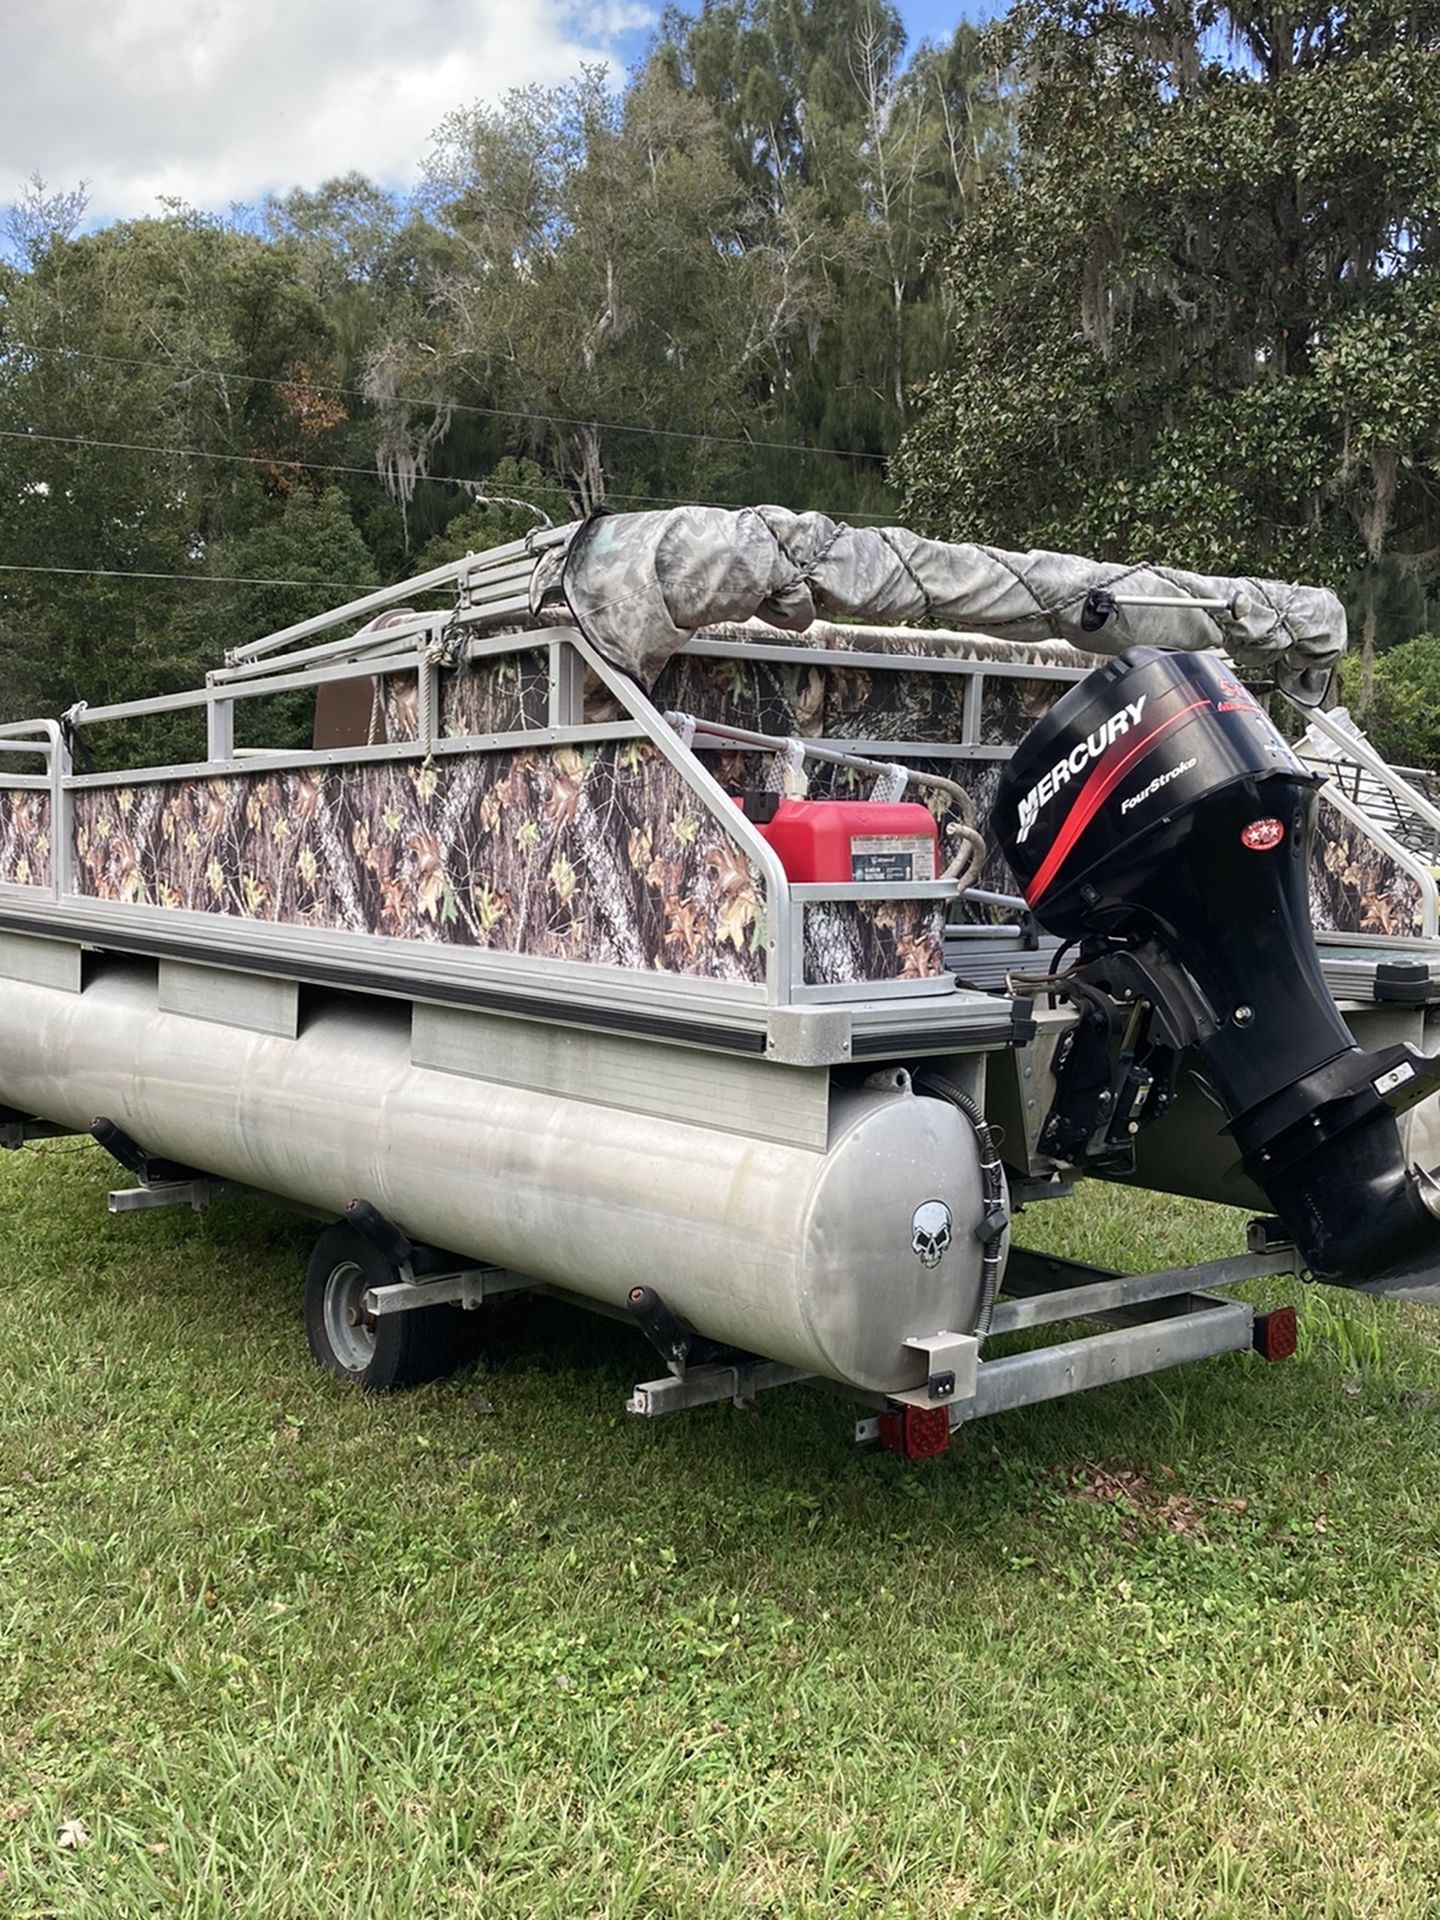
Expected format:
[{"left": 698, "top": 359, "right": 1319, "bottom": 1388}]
[{"left": 991, "top": 647, "right": 1440, "bottom": 1288}]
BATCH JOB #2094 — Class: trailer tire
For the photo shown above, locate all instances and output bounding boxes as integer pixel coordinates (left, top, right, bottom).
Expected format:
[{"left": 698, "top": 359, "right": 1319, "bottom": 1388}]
[{"left": 305, "top": 1223, "right": 476, "bottom": 1393}]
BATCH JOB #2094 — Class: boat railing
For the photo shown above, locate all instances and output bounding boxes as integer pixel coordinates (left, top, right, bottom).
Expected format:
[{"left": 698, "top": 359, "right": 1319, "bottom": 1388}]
[
  {"left": 7, "top": 548, "right": 1437, "bottom": 1024},
  {"left": 2, "top": 606, "right": 973, "bottom": 1008}
]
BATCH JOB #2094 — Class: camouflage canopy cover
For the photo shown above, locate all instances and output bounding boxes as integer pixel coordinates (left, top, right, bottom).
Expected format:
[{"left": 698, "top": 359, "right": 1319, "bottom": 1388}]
[{"left": 540, "top": 506, "right": 1345, "bottom": 698}]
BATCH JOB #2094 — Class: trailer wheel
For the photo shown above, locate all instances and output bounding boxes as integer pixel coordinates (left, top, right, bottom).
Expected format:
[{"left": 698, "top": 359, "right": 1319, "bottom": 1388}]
[{"left": 305, "top": 1224, "right": 474, "bottom": 1393}]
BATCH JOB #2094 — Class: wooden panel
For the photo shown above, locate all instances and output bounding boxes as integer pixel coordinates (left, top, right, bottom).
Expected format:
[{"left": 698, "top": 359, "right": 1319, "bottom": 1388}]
[{"left": 313, "top": 674, "right": 383, "bottom": 750}]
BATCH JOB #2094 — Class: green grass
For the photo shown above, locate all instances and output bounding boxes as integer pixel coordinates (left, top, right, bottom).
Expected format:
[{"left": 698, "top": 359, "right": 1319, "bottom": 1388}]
[{"left": 4, "top": 1146, "right": 1440, "bottom": 1918}]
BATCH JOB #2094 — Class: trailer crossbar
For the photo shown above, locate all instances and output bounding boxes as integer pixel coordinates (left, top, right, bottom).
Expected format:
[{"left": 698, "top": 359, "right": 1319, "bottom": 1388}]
[
  {"left": 363, "top": 1268, "right": 534, "bottom": 1315},
  {"left": 989, "top": 1246, "right": 1298, "bottom": 1335},
  {"left": 855, "top": 1293, "right": 1257, "bottom": 1443},
  {"left": 628, "top": 1360, "right": 814, "bottom": 1416}
]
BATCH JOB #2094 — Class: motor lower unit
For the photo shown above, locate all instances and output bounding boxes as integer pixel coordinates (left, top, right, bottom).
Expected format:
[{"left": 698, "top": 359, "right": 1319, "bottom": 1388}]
[{"left": 991, "top": 646, "right": 1440, "bottom": 1288}]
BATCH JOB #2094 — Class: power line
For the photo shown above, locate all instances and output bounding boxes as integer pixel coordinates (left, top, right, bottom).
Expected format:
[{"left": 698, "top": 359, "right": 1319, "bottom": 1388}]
[
  {"left": 6, "top": 337, "right": 888, "bottom": 467},
  {"left": 0, "top": 561, "right": 381, "bottom": 589},
  {"left": 0, "top": 425, "right": 899, "bottom": 523},
  {"left": 0, "top": 425, "right": 613, "bottom": 504}
]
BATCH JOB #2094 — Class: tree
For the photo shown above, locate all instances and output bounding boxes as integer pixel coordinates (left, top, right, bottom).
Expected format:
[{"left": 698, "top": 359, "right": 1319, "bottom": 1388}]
[
  {"left": 0, "top": 209, "right": 344, "bottom": 724},
  {"left": 0, "top": 20, "right": 1017, "bottom": 731},
  {"left": 3, "top": 174, "right": 90, "bottom": 270},
  {"left": 381, "top": 63, "right": 817, "bottom": 518},
  {"left": 894, "top": 0, "right": 1440, "bottom": 679},
  {"left": 413, "top": 459, "right": 558, "bottom": 569},
  {"left": 1341, "top": 633, "right": 1440, "bottom": 769},
  {"left": 202, "top": 485, "right": 380, "bottom": 752},
  {"left": 663, "top": 2, "right": 1009, "bottom": 480},
  {"left": 369, "top": 17, "right": 1008, "bottom": 532}
]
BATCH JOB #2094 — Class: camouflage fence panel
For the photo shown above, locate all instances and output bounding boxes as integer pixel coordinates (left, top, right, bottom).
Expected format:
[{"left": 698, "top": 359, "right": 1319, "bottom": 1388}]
[
  {"left": 70, "top": 744, "right": 767, "bottom": 985},
  {"left": 1309, "top": 795, "right": 1429, "bottom": 940},
  {"left": 802, "top": 900, "right": 947, "bottom": 986},
  {"left": 978, "top": 677, "right": 1070, "bottom": 747},
  {"left": 442, "top": 654, "right": 550, "bottom": 737},
  {"left": 360, "top": 654, "right": 552, "bottom": 746},
  {"left": 650, "top": 653, "right": 820, "bottom": 738},
  {"left": 69, "top": 642, "right": 1071, "bottom": 984},
  {"left": 0, "top": 790, "right": 51, "bottom": 888},
  {"left": 648, "top": 648, "right": 1057, "bottom": 749}
]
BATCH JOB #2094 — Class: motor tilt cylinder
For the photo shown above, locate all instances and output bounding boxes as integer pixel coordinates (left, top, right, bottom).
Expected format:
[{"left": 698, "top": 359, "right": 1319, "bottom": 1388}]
[{"left": 990, "top": 647, "right": 1440, "bottom": 1286}]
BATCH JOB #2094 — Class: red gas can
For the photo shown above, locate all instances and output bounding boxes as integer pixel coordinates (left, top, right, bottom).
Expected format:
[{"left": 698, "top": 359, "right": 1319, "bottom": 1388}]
[{"left": 753, "top": 798, "right": 939, "bottom": 884}]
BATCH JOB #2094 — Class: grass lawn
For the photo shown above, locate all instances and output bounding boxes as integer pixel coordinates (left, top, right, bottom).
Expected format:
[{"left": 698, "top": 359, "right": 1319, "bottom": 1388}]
[{"left": 4, "top": 1141, "right": 1440, "bottom": 1918}]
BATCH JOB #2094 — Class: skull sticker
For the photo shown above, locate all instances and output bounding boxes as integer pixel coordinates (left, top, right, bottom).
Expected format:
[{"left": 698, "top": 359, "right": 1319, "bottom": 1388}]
[{"left": 911, "top": 1200, "right": 953, "bottom": 1268}]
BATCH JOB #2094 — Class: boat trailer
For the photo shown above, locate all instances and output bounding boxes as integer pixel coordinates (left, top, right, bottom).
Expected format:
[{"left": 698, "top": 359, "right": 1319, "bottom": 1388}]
[{"left": 2, "top": 506, "right": 1439, "bottom": 1457}]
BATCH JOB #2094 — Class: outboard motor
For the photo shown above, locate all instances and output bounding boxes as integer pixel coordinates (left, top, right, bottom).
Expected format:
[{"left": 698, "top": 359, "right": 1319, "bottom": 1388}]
[{"left": 992, "top": 647, "right": 1440, "bottom": 1288}]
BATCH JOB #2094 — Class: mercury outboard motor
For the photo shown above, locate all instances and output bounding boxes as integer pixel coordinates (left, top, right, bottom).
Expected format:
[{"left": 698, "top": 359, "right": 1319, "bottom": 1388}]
[{"left": 992, "top": 647, "right": 1440, "bottom": 1288}]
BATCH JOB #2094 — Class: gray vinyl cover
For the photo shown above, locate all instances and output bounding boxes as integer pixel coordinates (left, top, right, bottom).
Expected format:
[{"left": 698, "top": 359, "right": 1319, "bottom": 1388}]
[{"left": 541, "top": 506, "right": 1345, "bottom": 695}]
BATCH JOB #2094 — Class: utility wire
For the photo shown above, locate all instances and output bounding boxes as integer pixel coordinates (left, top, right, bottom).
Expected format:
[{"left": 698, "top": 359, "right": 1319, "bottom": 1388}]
[
  {"left": 0, "top": 425, "right": 899, "bottom": 523},
  {"left": 0, "top": 561, "right": 382, "bottom": 589},
  {"left": 5, "top": 338, "right": 887, "bottom": 466}
]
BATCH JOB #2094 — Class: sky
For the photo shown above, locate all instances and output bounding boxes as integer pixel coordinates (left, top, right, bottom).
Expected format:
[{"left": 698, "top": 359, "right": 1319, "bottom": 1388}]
[{"left": 0, "top": 0, "right": 1000, "bottom": 233}]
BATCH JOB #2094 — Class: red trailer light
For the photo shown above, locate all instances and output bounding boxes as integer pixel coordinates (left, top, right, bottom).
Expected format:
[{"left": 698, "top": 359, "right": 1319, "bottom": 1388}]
[
  {"left": 1240, "top": 817, "right": 1285, "bottom": 851},
  {"left": 878, "top": 1404, "right": 952, "bottom": 1460},
  {"left": 1252, "top": 1307, "right": 1298, "bottom": 1361}
]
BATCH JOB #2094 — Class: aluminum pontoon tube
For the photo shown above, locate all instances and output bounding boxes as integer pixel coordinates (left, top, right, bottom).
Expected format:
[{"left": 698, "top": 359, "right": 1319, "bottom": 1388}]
[{"left": 0, "top": 965, "right": 996, "bottom": 1394}]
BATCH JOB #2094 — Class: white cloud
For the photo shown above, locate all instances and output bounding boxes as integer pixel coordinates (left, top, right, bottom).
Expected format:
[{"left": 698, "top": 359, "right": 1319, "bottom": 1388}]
[{"left": 1, "top": 0, "right": 654, "bottom": 223}]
